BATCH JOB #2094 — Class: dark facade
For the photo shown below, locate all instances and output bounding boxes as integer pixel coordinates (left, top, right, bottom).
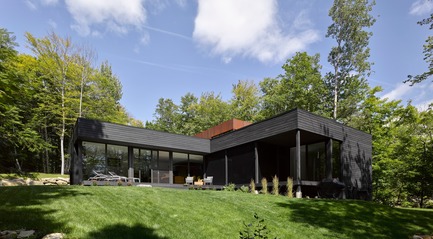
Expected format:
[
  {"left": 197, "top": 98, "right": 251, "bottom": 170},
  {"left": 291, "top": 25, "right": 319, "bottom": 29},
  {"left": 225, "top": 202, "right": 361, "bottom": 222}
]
[{"left": 70, "top": 108, "right": 372, "bottom": 199}]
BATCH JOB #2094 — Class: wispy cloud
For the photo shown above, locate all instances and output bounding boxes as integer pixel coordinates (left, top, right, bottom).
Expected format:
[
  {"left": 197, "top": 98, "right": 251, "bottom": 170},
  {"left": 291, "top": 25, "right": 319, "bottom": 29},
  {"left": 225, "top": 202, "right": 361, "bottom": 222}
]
[
  {"left": 382, "top": 82, "right": 433, "bottom": 111},
  {"left": 193, "top": 0, "right": 319, "bottom": 64},
  {"left": 409, "top": 0, "right": 433, "bottom": 16},
  {"left": 143, "top": 26, "right": 191, "bottom": 41}
]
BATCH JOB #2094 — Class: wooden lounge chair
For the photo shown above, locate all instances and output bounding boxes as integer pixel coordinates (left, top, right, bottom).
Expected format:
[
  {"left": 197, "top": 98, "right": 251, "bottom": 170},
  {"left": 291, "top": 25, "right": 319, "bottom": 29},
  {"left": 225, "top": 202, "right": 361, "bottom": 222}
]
[{"left": 108, "top": 171, "right": 128, "bottom": 182}]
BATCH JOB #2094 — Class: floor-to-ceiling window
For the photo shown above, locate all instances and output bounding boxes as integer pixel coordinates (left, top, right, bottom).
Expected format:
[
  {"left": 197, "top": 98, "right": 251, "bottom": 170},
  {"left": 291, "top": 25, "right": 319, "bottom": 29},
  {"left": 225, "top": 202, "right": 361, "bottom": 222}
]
[
  {"left": 82, "top": 141, "right": 106, "bottom": 179},
  {"left": 133, "top": 148, "right": 152, "bottom": 183},
  {"left": 106, "top": 144, "right": 128, "bottom": 176}
]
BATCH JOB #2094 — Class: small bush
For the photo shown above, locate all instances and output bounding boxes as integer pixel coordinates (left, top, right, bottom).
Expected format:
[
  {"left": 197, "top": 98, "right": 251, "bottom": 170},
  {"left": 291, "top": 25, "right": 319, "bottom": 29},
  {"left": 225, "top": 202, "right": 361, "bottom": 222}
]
[
  {"left": 224, "top": 183, "right": 236, "bottom": 191},
  {"left": 272, "top": 175, "right": 279, "bottom": 196},
  {"left": 261, "top": 178, "right": 268, "bottom": 195},
  {"left": 117, "top": 180, "right": 123, "bottom": 186},
  {"left": 239, "top": 213, "right": 276, "bottom": 239},
  {"left": 92, "top": 180, "right": 97, "bottom": 186},
  {"left": 287, "top": 177, "right": 293, "bottom": 198},
  {"left": 250, "top": 179, "right": 256, "bottom": 194},
  {"left": 239, "top": 185, "right": 249, "bottom": 193}
]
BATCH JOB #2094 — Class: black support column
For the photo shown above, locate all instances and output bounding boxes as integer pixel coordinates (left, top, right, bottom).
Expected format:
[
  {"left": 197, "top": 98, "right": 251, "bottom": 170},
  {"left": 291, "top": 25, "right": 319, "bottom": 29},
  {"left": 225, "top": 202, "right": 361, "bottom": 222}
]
[
  {"left": 326, "top": 139, "right": 333, "bottom": 180},
  {"left": 296, "top": 129, "right": 302, "bottom": 198},
  {"left": 254, "top": 142, "right": 259, "bottom": 184},
  {"left": 225, "top": 150, "right": 228, "bottom": 185}
]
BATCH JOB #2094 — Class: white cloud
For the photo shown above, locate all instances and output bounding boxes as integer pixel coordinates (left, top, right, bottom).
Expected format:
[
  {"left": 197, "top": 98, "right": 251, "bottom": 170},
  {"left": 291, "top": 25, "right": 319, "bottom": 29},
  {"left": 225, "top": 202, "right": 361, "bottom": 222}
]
[
  {"left": 382, "top": 82, "right": 433, "bottom": 111},
  {"left": 65, "top": 0, "right": 147, "bottom": 36},
  {"left": 410, "top": 0, "right": 433, "bottom": 16},
  {"left": 193, "top": 0, "right": 319, "bottom": 63}
]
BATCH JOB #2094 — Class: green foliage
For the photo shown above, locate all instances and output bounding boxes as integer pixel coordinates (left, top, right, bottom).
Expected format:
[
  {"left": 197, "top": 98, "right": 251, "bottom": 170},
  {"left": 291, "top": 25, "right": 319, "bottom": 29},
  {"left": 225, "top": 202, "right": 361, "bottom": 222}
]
[
  {"left": 287, "top": 177, "right": 294, "bottom": 198},
  {"left": 223, "top": 183, "right": 236, "bottom": 191},
  {"left": 239, "top": 185, "right": 250, "bottom": 193},
  {"left": 272, "top": 175, "right": 279, "bottom": 196},
  {"left": 406, "top": 13, "right": 433, "bottom": 85},
  {"left": 240, "top": 213, "right": 275, "bottom": 239},
  {"left": 230, "top": 80, "right": 260, "bottom": 122},
  {"left": 260, "top": 178, "right": 268, "bottom": 195},
  {"left": 326, "top": 0, "right": 376, "bottom": 121},
  {"left": 259, "top": 52, "right": 327, "bottom": 119},
  {"left": 250, "top": 179, "right": 256, "bottom": 194}
]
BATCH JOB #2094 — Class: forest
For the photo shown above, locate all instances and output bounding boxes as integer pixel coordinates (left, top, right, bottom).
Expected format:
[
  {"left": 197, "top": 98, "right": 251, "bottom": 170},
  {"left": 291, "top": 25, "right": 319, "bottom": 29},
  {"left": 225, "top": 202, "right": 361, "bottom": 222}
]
[{"left": 1, "top": 0, "right": 432, "bottom": 208}]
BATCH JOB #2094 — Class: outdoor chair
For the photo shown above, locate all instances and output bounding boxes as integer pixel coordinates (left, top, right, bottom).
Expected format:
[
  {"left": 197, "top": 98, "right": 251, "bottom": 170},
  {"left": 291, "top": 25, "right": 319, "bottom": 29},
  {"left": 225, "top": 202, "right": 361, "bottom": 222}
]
[
  {"left": 203, "top": 176, "right": 213, "bottom": 185},
  {"left": 88, "top": 170, "right": 109, "bottom": 181},
  {"left": 185, "top": 176, "right": 194, "bottom": 185},
  {"left": 108, "top": 171, "right": 128, "bottom": 182}
]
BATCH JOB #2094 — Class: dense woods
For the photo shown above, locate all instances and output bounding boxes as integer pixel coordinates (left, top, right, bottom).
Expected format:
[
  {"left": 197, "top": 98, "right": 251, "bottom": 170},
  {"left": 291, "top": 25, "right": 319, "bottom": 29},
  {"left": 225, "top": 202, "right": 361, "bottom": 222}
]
[
  {"left": 0, "top": 29, "right": 142, "bottom": 175},
  {"left": 1, "top": 0, "right": 432, "bottom": 208}
]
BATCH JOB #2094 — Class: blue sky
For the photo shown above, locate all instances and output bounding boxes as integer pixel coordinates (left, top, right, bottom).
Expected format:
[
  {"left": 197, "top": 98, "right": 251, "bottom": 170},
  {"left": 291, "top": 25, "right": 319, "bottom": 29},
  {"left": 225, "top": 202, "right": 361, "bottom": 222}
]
[{"left": 1, "top": 0, "right": 432, "bottom": 123}]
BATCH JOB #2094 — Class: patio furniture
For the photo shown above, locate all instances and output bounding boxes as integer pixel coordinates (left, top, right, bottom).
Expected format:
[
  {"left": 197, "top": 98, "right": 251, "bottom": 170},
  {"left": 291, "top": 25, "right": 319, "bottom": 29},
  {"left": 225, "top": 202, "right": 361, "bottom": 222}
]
[
  {"left": 185, "top": 176, "right": 194, "bottom": 185},
  {"left": 88, "top": 170, "right": 109, "bottom": 181},
  {"left": 108, "top": 171, "right": 128, "bottom": 182},
  {"left": 204, "top": 176, "right": 213, "bottom": 185}
]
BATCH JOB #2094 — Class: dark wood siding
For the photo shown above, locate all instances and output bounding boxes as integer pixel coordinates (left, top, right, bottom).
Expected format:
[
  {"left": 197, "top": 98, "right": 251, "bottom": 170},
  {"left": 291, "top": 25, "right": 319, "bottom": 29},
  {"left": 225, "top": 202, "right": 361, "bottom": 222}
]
[
  {"left": 75, "top": 118, "right": 210, "bottom": 154},
  {"left": 210, "top": 109, "right": 298, "bottom": 152}
]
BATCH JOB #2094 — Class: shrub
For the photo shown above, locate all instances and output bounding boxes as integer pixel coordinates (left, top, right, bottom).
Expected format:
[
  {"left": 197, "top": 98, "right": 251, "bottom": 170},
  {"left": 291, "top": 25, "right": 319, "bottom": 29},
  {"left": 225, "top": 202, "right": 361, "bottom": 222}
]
[
  {"left": 92, "top": 180, "right": 97, "bottom": 186},
  {"left": 239, "top": 185, "right": 249, "bottom": 193},
  {"left": 239, "top": 213, "right": 276, "bottom": 239},
  {"left": 117, "top": 180, "right": 123, "bottom": 186},
  {"left": 287, "top": 177, "right": 293, "bottom": 198},
  {"left": 272, "top": 175, "right": 279, "bottom": 196},
  {"left": 250, "top": 179, "right": 256, "bottom": 194},
  {"left": 224, "top": 183, "right": 236, "bottom": 191},
  {"left": 260, "top": 178, "right": 268, "bottom": 195}
]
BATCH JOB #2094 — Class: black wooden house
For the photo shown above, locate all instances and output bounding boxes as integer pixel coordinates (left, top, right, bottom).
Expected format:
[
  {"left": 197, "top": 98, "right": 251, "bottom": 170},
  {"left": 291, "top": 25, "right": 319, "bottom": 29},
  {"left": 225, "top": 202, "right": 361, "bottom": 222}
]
[{"left": 69, "top": 108, "right": 372, "bottom": 198}]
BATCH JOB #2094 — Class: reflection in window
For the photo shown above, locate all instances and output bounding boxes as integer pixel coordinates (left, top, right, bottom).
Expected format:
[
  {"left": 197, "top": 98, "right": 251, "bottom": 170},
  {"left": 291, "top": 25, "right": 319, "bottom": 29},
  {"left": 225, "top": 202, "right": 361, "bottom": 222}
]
[
  {"left": 173, "top": 152, "right": 188, "bottom": 184},
  {"left": 134, "top": 148, "right": 152, "bottom": 183},
  {"left": 107, "top": 144, "right": 128, "bottom": 177},
  {"left": 82, "top": 141, "right": 106, "bottom": 179}
]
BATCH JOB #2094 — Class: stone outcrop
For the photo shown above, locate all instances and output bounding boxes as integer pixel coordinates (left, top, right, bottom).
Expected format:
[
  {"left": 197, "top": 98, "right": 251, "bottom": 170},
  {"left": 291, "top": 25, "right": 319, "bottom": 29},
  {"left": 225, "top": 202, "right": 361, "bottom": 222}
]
[
  {"left": 0, "top": 178, "right": 69, "bottom": 186},
  {"left": 0, "top": 230, "right": 65, "bottom": 239}
]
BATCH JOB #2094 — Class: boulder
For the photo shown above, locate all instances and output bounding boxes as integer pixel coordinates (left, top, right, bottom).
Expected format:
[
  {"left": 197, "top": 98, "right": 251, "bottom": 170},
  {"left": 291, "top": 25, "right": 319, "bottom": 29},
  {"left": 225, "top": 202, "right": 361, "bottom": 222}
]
[
  {"left": 17, "top": 230, "right": 35, "bottom": 238},
  {"left": 42, "top": 233, "right": 65, "bottom": 239}
]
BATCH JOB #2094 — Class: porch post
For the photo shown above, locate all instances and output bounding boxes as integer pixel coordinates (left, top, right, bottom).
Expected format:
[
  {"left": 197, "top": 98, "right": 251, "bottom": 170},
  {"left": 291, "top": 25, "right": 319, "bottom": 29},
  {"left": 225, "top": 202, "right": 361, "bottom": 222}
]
[
  {"left": 225, "top": 150, "right": 228, "bottom": 185},
  {"left": 296, "top": 129, "right": 302, "bottom": 198},
  {"left": 169, "top": 151, "right": 173, "bottom": 184},
  {"left": 72, "top": 140, "right": 83, "bottom": 185},
  {"left": 254, "top": 142, "right": 259, "bottom": 184},
  {"left": 128, "top": 146, "right": 134, "bottom": 182},
  {"left": 326, "top": 139, "right": 333, "bottom": 180}
]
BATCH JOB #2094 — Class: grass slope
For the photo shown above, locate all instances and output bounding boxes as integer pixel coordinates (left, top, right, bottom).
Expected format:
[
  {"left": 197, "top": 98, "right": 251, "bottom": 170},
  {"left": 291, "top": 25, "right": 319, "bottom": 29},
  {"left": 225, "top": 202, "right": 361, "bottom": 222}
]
[{"left": 0, "top": 186, "right": 432, "bottom": 238}]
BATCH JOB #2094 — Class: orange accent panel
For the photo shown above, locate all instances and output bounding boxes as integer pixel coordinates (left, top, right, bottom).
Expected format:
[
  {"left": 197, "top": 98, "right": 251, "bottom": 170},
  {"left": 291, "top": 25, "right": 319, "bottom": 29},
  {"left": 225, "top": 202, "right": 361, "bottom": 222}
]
[{"left": 194, "top": 119, "right": 252, "bottom": 139}]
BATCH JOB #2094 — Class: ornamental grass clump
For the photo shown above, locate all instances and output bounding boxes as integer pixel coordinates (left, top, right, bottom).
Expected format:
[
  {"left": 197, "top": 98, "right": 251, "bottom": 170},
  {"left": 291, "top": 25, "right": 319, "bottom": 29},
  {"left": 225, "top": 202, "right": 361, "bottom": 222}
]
[
  {"left": 250, "top": 179, "right": 256, "bottom": 194},
  {"left": 287, "top": 177, "right": 293, "bottom": 198},
  {"left": 272, "top": 175, "right": 279, "bottom": 196},
  {"left": 260, "top": 177, "right": 268, "bottom": 195}
]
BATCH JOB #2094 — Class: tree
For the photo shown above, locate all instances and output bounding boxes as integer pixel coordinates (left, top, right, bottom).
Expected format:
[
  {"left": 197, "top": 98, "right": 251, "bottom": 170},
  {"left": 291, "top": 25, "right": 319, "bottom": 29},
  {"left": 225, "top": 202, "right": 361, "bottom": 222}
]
[
  {"left": 406, "top": 11, "right": 433, "bottom": 85},
  {"left": 26, "top": 31, "right": 78, "bottom": 175},
  {"left": 326, "top": 0, "right": 376, "bottom": 121},
  {"left": 230, "top": 80, "right": 259, "bottom": 122},
  {"left": 146, "top": 98, "right": 179, "bottom": 133},
  {"left": 259, "top": 52, "right": 328, "bottom": 119}
]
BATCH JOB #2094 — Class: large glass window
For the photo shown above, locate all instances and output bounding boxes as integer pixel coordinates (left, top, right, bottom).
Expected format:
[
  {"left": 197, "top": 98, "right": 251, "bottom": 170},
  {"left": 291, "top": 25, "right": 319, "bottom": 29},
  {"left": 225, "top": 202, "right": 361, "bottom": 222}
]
[
  {"left": 332, "top": 140, "right": 341, "bottom": 178},
  {"left": 290, "top": 146, "right": 306, "bottom": 179},
  {"left": 106, "top": 144, "right": 128, "bottom": 177},
  {"left": 82, "top": 141, "right": 106, "bottom": 179},
  {"left": 134, "top": 148, "right": 152, "bottom": 183},
  {"left": 173, "top": 152, "right": 188, "bottom": 184},
  {"left": 307, "top": 142, "right": 326, "bottom": 181},
  {"left": 189, "top": 154, "right": 203, "bottom": 180}
]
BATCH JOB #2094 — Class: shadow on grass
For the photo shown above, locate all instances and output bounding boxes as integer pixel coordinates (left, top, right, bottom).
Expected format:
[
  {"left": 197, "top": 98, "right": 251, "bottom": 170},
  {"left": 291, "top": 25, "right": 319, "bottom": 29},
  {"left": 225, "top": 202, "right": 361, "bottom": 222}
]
[
  {"left": 0, "top": 186, "right": 91, "bottom": 238},
  {"left": 277, "top": 199, "right": 433, "bottom": 238},
  {"left": 87, "top": 223, "right": 168, "bottom": 239}
]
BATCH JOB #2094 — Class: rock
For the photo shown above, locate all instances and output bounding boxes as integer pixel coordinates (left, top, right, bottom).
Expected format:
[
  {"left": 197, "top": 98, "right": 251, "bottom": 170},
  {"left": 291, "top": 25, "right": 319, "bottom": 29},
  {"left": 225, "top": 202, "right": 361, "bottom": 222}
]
[
  {"left": 0, "top": 230, "right": 18, "bottom": 239},
  {"left": 413, "top": 235, "right": 433, "bottom": 239},
  {"left": 17, "top": 230, "right": 35, "bottom": 238},
  {"left": 42, "top": 233, "right": 65, "bottom": 239}
]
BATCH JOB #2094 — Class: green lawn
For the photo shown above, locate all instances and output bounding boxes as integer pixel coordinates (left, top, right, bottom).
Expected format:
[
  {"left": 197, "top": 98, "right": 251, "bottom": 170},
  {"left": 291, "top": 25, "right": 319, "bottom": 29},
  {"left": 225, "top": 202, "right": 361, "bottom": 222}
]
[{"left": 0, "top": 186, "right": 432, "bottom": 239}]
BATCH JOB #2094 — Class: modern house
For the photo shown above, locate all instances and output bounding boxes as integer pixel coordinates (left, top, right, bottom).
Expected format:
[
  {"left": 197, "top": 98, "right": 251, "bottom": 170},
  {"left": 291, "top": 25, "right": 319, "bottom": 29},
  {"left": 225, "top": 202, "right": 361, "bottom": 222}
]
[{"left": 69, "top": 108, "right": 372, "bottom": 198}]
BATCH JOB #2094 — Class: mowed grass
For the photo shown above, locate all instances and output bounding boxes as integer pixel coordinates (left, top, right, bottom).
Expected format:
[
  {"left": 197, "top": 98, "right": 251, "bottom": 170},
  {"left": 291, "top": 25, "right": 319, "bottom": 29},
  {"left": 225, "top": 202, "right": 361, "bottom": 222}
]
[
  {"left": 0, "top": 172, "right": 69, "bottom": 180},
  {"left": 0, "top": 186, "right": 432, "bottom": 239}
]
